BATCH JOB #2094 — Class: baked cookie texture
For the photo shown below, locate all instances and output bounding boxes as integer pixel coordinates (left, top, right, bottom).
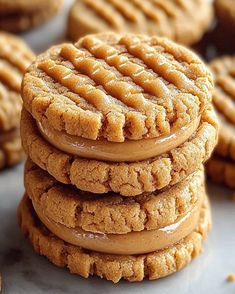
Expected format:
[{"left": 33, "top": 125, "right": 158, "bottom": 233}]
[
  {"left": 21, "top": 106, "right": 218, "bottom": 196},
  {"left": 67, "top": 0, "right": 213, "bottom": 46},
  {"left": 24, "top": 158, "right": 205, "bottom": 234},
  {"left": 206, "top": 56, "right": 235, "bottom": 188},
  {"left": 19, "top": 33, "right": 217, "bottom": 282},
  {"left": 22, "top": 33, "right": 214, "bottom": 142},
  {"left": 18, "top": 193, "right": 211, "bottom": 283},
  {"left": 0, "top": 0, "right": 64, "bottom": 33},
  {"left": 0, "top": 32, "right": 34, "bottom": 169}
]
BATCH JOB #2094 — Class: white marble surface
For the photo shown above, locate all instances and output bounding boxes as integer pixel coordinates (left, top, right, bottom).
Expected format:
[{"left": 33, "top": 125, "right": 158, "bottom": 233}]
[{"left": 1, "top": 1, "right": 235, "bottom": 293}]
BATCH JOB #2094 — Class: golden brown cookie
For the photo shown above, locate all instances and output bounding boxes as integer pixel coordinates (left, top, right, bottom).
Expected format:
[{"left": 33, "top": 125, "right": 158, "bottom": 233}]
[
  {"left": 21, "top": 33, "right": 217, "bottom": 195},
  {"left": 209, "top": 56, "right": 235, "bottom": 160},
  {"left": 18, "top": 193, "right": 211, "bottom": 283},
  {"left": 0, "top": 33, "right": 34, "bottom": 169},
  {"left": 24, "top": 157, "right": 205, "bottom": 234},
  {"left": 21, "top": 105, "right": 218, "bottom": 196},
  {"left": 0, "top": 0, "right": 64, "bottom": 33},
  {"left": 0, "top": 32, "right": 34, "bottom": 132},
  {"left": 207, "top": 157, "right": 235, "bottom": 189},
  {"left": 0, "top": 129, "right": 24, "bottom": 169},
  {"left": 215, "top": 0, "right": 235, "bottom": 32},
  {"left": 67, "top": 0, "right": 213, "bottom": 45},
  {"left": 206, "top": 56, "right": 235, "bottom": 187},
  {"left": 22, "top": 33, "right": 213, "bottom": 143},
  {"left": 0, "top": 0, "right": 57, "bottom": 14}
]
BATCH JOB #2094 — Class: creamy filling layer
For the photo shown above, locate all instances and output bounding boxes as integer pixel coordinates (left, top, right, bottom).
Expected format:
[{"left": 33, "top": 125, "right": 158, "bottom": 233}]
[
  {"left": 37, "top": 117, "right": 200, "bottom": 162},
  {"left": 32, "top": 195, "right": 203, "bottom": 255}
]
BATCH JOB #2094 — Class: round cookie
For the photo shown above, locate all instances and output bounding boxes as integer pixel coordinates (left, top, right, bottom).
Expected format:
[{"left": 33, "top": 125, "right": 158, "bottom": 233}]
[
  {"left": 0, "top": 130, "right": 24, "bottom": 169},
  {"left": 0, "top": 32, "right": 35, "bottom": 132},
  {"left": 0, "top": 0, "right": 64, "bottom": 33},
  {"left": 0, "top": 32, "right": 34, "bottom": 169},
  {"left": 209, "top": 56, "right": 235, "bottom": 160},
  {"left": 21, "top": 33, "right": 217, "bottom": 196},
  {"left": 67, "top": 0, "right": 213, "bottom": 45},
  {"left": 24, "top": 158, "right": 205, "bottom": 234},
  {"left": 21, "top": 105, "right": 218, "bottom": 196},
  {"left": 18, "top": 193, "right": 211, "bottom": 283},
  {"left": 22, "top": 33, "right": 213, "bottom": 142},
  {"left": 0, "top": 0, "right": 59, "bottom": 14},
  {"left": 207, "top": 157, "right": 235, "bottom": 189},
  {"left": 215, "top": 0, "right": 235, "bottom": 32}
]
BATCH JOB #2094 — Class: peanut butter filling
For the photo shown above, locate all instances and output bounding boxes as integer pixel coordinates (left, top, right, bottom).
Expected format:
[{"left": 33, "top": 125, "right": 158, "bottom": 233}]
[
  {"left": 32, "top": 195, "right": 202, "bottom": 255},
  {"left": 0, "top": 128, "right": 19, "bottom": 145},
  {"left": 37, "top": 117, "right": 200, "bottom": 162}
]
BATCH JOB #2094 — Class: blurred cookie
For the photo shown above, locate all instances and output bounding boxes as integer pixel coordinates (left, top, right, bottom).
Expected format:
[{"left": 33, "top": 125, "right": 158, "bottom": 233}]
[
  {"left": 0, "top": 0, "right": 64, "bottom": 33},
  {"left": 67, "top": 0, "right": 213, "bottom": 45},
  {"left": 18, "top": 193, "right": 211, "bottom": 283},
  {"left": 207, "top": 56, "right": 235, "bottom": 187},
  {"left": 207, "top": 157, "right": 235, "bottom": 189},
  {"left": 0, "top": 32, "right": 34, "bottom": 169},
  {"left": 0, "top": 129, "right": 24, "bottom": 169},
  {"left": 215, "top": 0, "right": 235, "bottom": 31}
]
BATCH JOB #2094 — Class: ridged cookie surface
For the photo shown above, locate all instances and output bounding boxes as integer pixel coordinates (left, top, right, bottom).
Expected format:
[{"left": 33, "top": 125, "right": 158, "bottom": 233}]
[
  {"left": 0, "top": 32, "right": 34, "bottom": 131},
  {"left": 22, "top": 33, "right": 213, "bottom": 143},
  {"left": 210, "top": 56, "right": 235, "bottom": 160},
  {"left": 68, "top": 0, "right": 213, "bottom": 45}
]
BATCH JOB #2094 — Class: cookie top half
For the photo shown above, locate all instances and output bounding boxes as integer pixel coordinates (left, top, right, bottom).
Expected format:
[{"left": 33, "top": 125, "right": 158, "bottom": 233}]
[
  {"left": 22, "top": 33, "right": 213, "bottom": 143},
  {"left": 0, "top": 32, "right": 34, "bottom": 131},
  {"left": 68, "top": 0, "right": 213, "bottom": 45}
]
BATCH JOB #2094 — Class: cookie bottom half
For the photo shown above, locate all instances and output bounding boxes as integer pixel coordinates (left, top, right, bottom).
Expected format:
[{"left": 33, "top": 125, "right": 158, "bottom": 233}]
[
  {"left": 207, "top": 156, "right": 235, "bottom": 189},
  {"left": 0, "top": 129, "right": 24, "bottom": 169},
  {"left": 18, "top": 194, "right": 211, "bottom": 283}
]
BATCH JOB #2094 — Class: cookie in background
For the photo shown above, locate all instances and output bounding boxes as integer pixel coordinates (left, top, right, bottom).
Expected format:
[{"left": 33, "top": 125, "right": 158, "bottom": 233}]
[
  {"left": 0, "top": 32, "right": 34, "bottom": 170},
  {"left": 67, "top": 0, "right": 213, "bottom": 45},
  {"left": 207, "top": 56, "right": 235, "bottom": 188},
  {"left": 0, "top": 0, "right": 64, "bottom": 33}
]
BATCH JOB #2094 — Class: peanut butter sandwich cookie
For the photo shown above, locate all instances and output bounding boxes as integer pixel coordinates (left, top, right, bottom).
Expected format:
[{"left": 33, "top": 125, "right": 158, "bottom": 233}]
[
  {"left": 0, "top": 32, "right": 34, "bottom": 169},
  {"left": 0, "top": 0, "right": 64, "bottom": 33},
  {"left": 206, "top": 56, "right": 235, "bottom": 188},
  {"left": 19, "top": 187, "right": 211, "bottom": 282},
  {"left": 67, "top": 0, "right": 213, "bottom": 45},
  {"left": 19, "top": 32, "right": 217, "bottom": 282},
  {"left": 24, "top": 158, "right": 206, "bottom": 234},
  {"left": 21, "top": 33, "right": 217, "bottom": 196}
]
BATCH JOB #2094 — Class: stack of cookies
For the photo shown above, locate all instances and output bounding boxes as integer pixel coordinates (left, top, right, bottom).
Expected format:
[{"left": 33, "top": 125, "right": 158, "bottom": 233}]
[
  {"left": 207, "top": 56, "right": 235, "bottom": 188},
  {"left": 0, "top": 32, "right": 34, "bottom": 170},
  {"left": 19, "top": 33, "right": 218, "bottom": 283},
  {"left": 67, "top": 0, "right": 213, "bottom": 46},
  {"left": 0, "top": 0, "right": 64, "bottom": 33}
]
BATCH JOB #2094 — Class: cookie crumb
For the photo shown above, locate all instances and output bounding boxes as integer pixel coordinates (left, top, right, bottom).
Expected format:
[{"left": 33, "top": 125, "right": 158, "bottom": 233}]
[{"left": 227, "top": 273, "right": 235, "bottom": 282}]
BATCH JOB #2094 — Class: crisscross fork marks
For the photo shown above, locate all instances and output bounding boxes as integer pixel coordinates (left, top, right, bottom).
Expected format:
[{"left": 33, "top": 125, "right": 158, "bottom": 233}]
[{"left": 24, "top": 33, "right": 212, "bottom": 142}]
